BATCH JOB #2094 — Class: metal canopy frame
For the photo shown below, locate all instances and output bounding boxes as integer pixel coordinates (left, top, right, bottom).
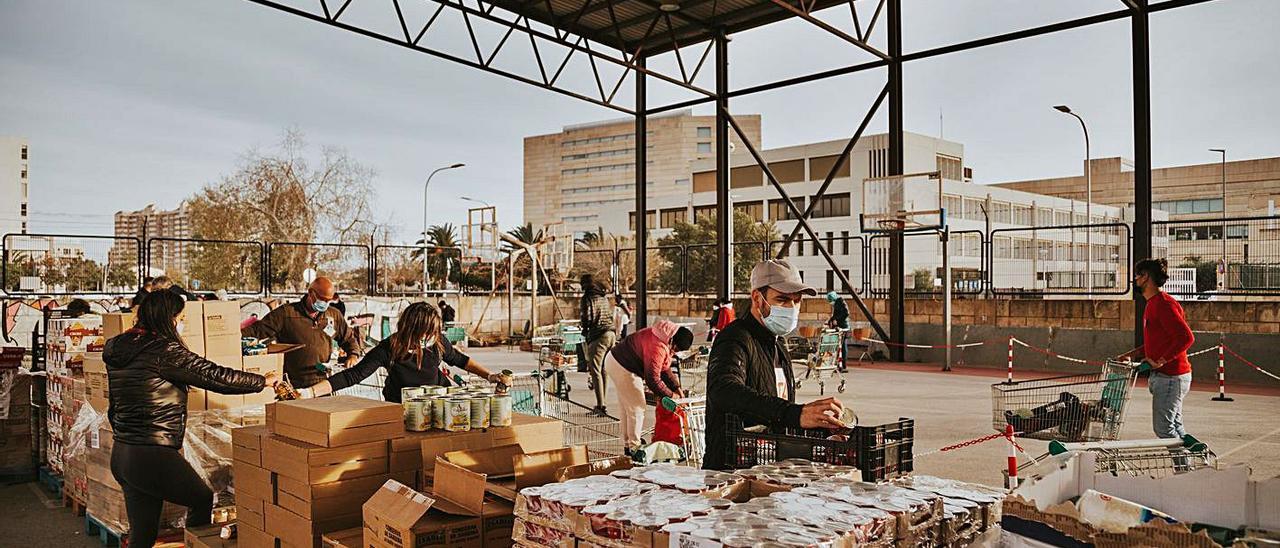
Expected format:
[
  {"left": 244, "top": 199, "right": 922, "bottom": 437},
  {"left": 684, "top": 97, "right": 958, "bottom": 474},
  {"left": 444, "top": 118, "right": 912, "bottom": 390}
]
[{"left": 246, "top": 0, "right": 1221, "bottom": 355}]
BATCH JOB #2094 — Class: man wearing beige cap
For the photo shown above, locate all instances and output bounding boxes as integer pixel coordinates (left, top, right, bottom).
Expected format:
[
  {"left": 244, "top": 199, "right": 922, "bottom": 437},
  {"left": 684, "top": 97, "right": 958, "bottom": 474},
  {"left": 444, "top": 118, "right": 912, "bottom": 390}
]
[{"left": 702, "top": 259, "right": 847, "bottom": 470}]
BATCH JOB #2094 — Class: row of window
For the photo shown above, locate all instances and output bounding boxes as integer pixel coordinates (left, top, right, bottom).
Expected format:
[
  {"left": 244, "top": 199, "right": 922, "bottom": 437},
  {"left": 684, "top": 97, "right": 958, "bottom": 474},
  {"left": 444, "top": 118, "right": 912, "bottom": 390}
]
[
  {"left": 562, "top": 214, "right": 600, "bottom": 223},
  {"left": 944, "top": 194, "right": 1114, "bottom": 227},
  {"left": 21, "top": 145, "right": 28, "bottom": 160},
  {"left": 681, "top": 193, "right": 853, "bottom": 225},
  {"left": 561, "top": 162, "right": 637, "bottom": 176},
  {"left": 989, "top": 236, "right": 1123, "bottom": 262},
  {"left": 1169, "top": 225, "right": 1248, "bottom": 241},
  {"left": 561, "top": 182, "right": 638, "bottom": 195},
  {"left": 562, "top": 198, "right": 635, "bottom": 210},
  {"left": 561, "top": 148, "right": 634, "bottom": 162},
  {"left": 561, "top": 133, "right": 635, "bottom": 148},
  {"left": 1154, "top": 198, "right": 1224, "bottom": 215}
]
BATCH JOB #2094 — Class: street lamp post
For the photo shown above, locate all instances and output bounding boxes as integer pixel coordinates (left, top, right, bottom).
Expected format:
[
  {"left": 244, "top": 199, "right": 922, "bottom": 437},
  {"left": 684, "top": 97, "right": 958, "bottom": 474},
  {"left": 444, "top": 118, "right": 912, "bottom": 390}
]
[
  {"left": 459, "top": 196, "right": 492, "bottom": 208},
  {"left": 1210, "top": 148, "right": 1227, "bottom": 289},
  {"left": 423, "top": 163, "right": 465, "bottom": 295},
  {"left": 1054, "top": 106, "right": 1091, "bottom": 291}
]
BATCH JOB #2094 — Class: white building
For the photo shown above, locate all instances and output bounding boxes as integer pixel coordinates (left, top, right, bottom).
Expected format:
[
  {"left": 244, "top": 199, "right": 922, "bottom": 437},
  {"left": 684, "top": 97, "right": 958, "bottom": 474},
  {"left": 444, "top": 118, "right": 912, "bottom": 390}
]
[
  {"left": 0, "top": 137, "right": 31, "bottom": 238},
  {"left": 664, "top": 132, "right": 1168, "bottom": 294}
]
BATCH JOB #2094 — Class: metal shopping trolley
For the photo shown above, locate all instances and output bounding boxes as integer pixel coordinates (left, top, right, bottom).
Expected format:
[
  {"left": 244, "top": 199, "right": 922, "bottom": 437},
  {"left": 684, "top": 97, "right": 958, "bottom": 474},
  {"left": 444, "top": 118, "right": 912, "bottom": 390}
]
[
  {"left": 1015, "top": 436, "right": 1217, "bottom": 481},
  {"left": 673, "top": 347, "right": 710, "bottom": 397},
  {"left": 791, "top": 328, "right": 847, "bottom": 395},
  {"left": 992, "top": 359, "right": 1139, "bottom": 442}
]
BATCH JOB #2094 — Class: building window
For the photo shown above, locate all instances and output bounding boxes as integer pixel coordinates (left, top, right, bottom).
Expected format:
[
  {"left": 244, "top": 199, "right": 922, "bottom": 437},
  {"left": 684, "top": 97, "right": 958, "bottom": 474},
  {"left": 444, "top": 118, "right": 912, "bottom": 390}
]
[
  {"left": 20, "top": 203, "right": 27, "bottom": 216},
  {"left": 734, "top": 201, "right": 764, "bottom": 222},
  {"left": 768, "top": 197, "right": 804, "bottom": 220},
  {"left": 964, "top": 233, "right": 981, "bottom": 258},
  {"left": 992, "top": 201, "right": 1011, "bottom": 224},
  {"left": 20, "top": 146, "right": 28, "bottom": 160},
  {"left": 696, "top": 127, "right": 712, "bottom": 138},
  {"left": 20, "top": 169, "right": 27, "bottom": 179},
  {"left": 825, "top": 232, "right": 834, "bottom": 254},
  {"left": 1054, "top": 211, "right": 1071, "bottom": 225},
  {"left": 561, "top": 148, "right": 634, "bottom": 161},
  {"left": 936, "top": 154, "right": 962, "bottom": 181},
  {"left": 1226, "top": 224, "right": 1248, "bottom": 240},
  {"left": 826, "top": 270, "right": 835, "bottom": 292},
  {"left": 1013, "top": 205, "right": 1032, "bottom": 226},
  {"left": 1073, "top": 213, "right": 1087, "bottom": 226},
  {"left": 561, "top": 162, "right": 638, "bottom": 176},
  {"left": 561, "top": 133, "right": 637, "bottom": 148},
  {"left": 994, "top": 236, "right": 1011, "bottom": 259},
  {"left": 1036, "top": 207, "right": 1052, "bottom": 227},
  {"left": 21, "top": 182, "right": 27, "bottom": 198},
  {"left": 963, "top": 198, "right": 984, "bottom": 221},
  {"left": 812, "top": 236, "right": 820, "bottom": 256},
  {"left": 841, "top": 270, "right": 852, "bottom": 293},
  {"left": 1154, "top": 198, "right": 1224, "bottom": 214},
  {"left": 809, "top": 154, "right": 851, "bottom": 181},
  {"left": 942, "top": 195, "right": 962, "bottom": 219},
  {"left": 628, "top": 210, "right": 656, "bottom": 230},
  {"left": 793, "top": 236, "right": 805, "bottom": 257},
  {"left": 697, "top": 142, "right": 712, "bottom": 154},
  {"left": 659, "top": 208, "right": 687, "bottom": 228},
  {"left": 811, "top": 193, "right": 851, "bottom": 218},
  {"left": 868, "top": 148, "right": 889, "bottom": 178},
  {"left": 693, "top": 205, "right": 716, "bottom": 223},
  {"left": 841, "top": 231, "right": 850, "bottom": 255}
]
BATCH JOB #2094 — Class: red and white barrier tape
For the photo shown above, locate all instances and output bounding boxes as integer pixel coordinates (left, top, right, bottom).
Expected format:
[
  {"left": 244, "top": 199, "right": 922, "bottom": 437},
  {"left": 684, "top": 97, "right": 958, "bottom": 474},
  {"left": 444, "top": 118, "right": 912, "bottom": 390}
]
[
  {"left": 1223, "top": 345, "right": 1280, "bottom": 382},
  {"left": 1010, "top": 338, "right": 1106, "bottom": 366},
  {"left": 862, "top": 338, "right": 991, "bottom": 350},
  {"left": 1185, "top": 345, "right": 1220, "bottom": 358}
]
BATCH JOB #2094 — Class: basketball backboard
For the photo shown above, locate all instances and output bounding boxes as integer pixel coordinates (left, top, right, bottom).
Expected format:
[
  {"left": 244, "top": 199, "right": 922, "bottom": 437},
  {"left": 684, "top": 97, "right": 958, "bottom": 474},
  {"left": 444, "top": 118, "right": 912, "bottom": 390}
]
[
  {"left": 462, "top": 206, "right": 499, "bottom": 262},
  {"left": 541, "top": 222, "right": 574, "bottom": 274},
  {"left": 859, "top": 171, "right": 946, "bottom": 233}
]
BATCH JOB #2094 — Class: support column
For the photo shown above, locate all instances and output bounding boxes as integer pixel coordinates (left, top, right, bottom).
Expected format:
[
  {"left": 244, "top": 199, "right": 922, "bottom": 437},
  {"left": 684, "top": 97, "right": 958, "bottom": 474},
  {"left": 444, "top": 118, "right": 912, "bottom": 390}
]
[
  {"left": 1132, "top": 1, "right": 1151, "bottom": 348},
  {"left": 715, "top": 32, "right": 732, "bottom": 300},
  {"left": 887, "top": 0, "right": 905, "bottom": 361},
  {"left": 635, "top": 55, "right": 649, "bottom": 328}
]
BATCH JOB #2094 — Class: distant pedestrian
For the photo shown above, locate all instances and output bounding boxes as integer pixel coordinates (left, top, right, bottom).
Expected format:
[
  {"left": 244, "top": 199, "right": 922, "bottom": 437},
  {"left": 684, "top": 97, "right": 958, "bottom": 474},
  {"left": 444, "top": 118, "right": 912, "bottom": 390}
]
[
  {"left": 613, "top": 296, "right": 632, "bottom": 339},
  {"left": 438, "top": 300, "right": 456, "bottom": 324},
  {"left": 579, "top": 274, "right": 616, "bottom": 416}
]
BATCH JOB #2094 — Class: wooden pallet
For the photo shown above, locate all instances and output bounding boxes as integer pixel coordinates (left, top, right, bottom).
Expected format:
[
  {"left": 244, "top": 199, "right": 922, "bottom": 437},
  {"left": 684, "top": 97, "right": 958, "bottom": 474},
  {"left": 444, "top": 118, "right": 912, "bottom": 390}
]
[
  {"left": 63, "top": 489, "right": 87, "bottom": 516},
  {"left": 38, "top": 466, "right": 64, "bottom": 495},
  {"left": 85, "top": 513, "right": 183, "bottom": 548}
]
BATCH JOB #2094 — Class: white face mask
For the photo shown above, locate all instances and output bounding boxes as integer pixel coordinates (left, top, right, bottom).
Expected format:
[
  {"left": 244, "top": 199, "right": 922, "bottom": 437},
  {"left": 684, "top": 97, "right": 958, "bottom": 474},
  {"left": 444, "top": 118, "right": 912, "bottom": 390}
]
[
  {"left": 176, "top": 321, "right": 186, "bottom": 335},
  {"left": 421, "top": 337, "right": 437, "bottom": 349},
  {"left": 763, "top": 304, "right": 799, "bottom": 336}
]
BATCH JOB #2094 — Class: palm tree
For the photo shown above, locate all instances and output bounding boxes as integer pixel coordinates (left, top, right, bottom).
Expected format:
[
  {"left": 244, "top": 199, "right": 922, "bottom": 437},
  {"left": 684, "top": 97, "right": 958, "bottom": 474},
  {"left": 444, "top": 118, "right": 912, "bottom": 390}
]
[
  {"left": 576, "top": 227, "right": 607, "bottom": 249},
  {"left": 503, "top": 223, "right": 544, "bottom": 251},
  {"left": 412, "top": 223, "right": 459, "bottom": 259}
]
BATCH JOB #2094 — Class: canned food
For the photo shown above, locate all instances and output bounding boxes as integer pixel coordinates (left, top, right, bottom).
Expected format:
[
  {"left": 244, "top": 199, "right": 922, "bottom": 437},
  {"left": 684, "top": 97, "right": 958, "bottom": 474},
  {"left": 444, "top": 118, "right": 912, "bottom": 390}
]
[
  {"left": 403, "top": 397, "right": 430, "bottom": 431},
  {"left": 470, "top": 396, "right": 491, "bottom": 429},
  {"left": 446, "top": 386, "right": 466, "bottom": 395},
  {"left": 431, "top": 396, "right": 446, "bottom": 429},
  {"left": 401, "top": 386, "right": 427, "bottom": 402},
  {"left": 444, "top": 399, "right": 471, "bottom": 432},
  {"left": 489, "top": 394, "right": 513, "bottom": 427},
  {"left": 426, "top": 386, "right": 448, "bottom": 397}
]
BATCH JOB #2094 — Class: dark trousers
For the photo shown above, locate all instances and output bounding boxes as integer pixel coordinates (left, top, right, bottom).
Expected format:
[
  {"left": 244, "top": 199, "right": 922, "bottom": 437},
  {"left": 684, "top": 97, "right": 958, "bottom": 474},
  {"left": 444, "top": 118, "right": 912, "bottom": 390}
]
[{"left": 110, "top": 442, "right": 213, "bottom": 546}]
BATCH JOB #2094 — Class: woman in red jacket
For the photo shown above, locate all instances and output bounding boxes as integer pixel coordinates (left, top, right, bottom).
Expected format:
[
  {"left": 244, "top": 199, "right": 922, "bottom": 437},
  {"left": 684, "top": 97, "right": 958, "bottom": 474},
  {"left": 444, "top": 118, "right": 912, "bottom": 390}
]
[
  {"left": 1125, "top": 258, "right": 1195, "bottom": 439},
  {"left": 603, "top": 320, "right": 694, "bottom": 451}
]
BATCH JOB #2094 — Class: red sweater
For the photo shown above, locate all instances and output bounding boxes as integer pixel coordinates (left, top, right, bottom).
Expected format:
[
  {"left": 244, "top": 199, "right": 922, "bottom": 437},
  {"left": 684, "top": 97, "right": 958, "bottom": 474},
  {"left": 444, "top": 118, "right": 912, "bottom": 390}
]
[
  {"left": 609, "top": 321, "right": 682, "bottom": 398},
  {"left": 1143, "top": 292, "right": 1194, "bottom": 376}
]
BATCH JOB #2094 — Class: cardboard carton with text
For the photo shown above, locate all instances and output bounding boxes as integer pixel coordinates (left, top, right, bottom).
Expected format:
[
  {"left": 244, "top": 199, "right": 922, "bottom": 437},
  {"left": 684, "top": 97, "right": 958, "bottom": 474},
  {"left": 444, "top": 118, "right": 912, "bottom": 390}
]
[
  {"left": 262, "top": 434, "right": 391, "bottom": 485},
  {"left": 363, "top": 479, "right": 483, "bottom": 548},
  {"left": 271, "top": 396, "right": 402, "bottom": 448}
]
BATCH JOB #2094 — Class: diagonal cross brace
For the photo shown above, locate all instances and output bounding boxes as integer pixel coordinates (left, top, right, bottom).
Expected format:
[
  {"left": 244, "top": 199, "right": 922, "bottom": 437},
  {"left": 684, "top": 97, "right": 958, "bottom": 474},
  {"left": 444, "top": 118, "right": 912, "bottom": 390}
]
[{"left": 721, "top": 108, "right": 890, "bottom": 344}]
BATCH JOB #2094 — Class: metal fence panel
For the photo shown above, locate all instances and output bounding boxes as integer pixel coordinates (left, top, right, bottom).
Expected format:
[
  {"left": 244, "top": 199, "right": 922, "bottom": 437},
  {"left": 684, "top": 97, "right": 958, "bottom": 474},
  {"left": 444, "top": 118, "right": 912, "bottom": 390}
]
[
  {"left": 268, "top": 242, "right": 371, "bottom": 295},
  {"left": 560, "top": 248, "right": 616, "bottom": 296},
  {"left": 683, "top": 242, "right": 768, "bottom": 295},
  {"left": 1153, "top": 215, "right": 1280, "bottom": 296},
  {"left": 868, "top": 230, "right": 985, "bottom": 296},
  {"left": 372, "top": 245, "right": 476, "bottom": 295},
  {"left": 618, "top": 245, "right": 683, "bottom": 295},
  {"left": 989, "top": 223, "right": 1131, "bottom": 296},
  {"left": 148, "top": 237, "right": 264, "bottom": 295},
  {"left": 770, "top": 236, "right": 865, "bottom": 295},
  {"left": 3, "top": 233, "right": 141, "bottom": 295}
]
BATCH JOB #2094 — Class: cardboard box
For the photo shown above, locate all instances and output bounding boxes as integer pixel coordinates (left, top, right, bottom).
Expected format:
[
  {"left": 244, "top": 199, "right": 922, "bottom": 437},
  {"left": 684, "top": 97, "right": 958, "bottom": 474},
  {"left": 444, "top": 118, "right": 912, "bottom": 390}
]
[
  {"left": 234, "top": 460, "right": 274, "bottom": 502},
  {"left": 237, "top": 524, "right": 277, "bottom": 548},
  {"left": 441, "top": 445, "right": 586, "bottom": 502},
  {"left": 186, "top": 388, "right": 206, "bottom": 412},
  {"left": 419, "top": 413, "right": 564, "bottom": 473},
  {"left": 183, "top": 333, "right": 206, "bottom": 357},
  {"left": 86, "top": 427, "right": 119, "bottom": 489},
  {"left": 233, "top": 425, "right": 271, "bottom": 466},
  {"left": 101, "top": 313, "right": 135, "bottom": 340},
  {"left": 480, "top": 499, "right": 515, "bottom": 548},
  {"left": 242, "top": 353, "right": 285, "bottom": 406},
  {"left": 184, "top": 523, "right": 232, "bottom": 548},
  {"left": 555, "top": 455, "right": 631, "bottom": 483},
  {"left": 205, "top": 334, "right": 241, "bottom": 360},
  {"left": 267, "top": 502, "right": 362, "bottom": 548},
  {"left": 237, "top": 495, "right": 267, "bottom": 531},
  {"left": 276, "top": 472, "right": 405, "bottom": 521},
  {"left": 271, "top": 396, "right": 402, "bottom": 448},
  {"left": 183, "top": 301, "right": 206, "bottom": 335},
  {"left": 206, "top": 391, "right": 243, "bottom": 412},
  {"left": 263, "top": 434, "right": 391, "bottom": 485},
  {"left": 321, "top": 527, "right": 364, "bottom": 548},
  {"left": 362, "top": 479, "right": 484, "bottom": 548},
  {"left": 202, "top": 300, "right": 240, "bottom": 337}
]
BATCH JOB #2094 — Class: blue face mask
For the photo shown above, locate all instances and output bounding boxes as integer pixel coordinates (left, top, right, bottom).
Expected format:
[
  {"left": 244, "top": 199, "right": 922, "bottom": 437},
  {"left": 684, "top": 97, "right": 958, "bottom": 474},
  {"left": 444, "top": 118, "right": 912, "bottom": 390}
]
[
  {"left": 311, "top": 299, "right": 330, "bottom": 314},
  {"left": 763, "top": 304, "right": 799, "bottom": 336}
]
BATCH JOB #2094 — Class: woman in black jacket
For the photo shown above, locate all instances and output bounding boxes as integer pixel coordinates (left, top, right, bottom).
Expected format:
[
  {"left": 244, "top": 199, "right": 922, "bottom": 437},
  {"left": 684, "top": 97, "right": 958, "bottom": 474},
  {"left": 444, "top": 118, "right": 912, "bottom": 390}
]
[
  {"left": 103, "top": 291, "right": 271, "bottom": 547},
  {"left": 303, "top": 301, "right": 501, "bottom": 402}
]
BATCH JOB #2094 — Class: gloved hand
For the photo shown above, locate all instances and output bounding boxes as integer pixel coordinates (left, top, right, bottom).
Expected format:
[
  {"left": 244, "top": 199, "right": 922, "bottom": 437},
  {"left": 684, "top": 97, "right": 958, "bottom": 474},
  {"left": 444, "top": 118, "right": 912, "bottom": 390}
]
[{"left": 1137, "top": 361, "right": 1153, "bottom": 373}]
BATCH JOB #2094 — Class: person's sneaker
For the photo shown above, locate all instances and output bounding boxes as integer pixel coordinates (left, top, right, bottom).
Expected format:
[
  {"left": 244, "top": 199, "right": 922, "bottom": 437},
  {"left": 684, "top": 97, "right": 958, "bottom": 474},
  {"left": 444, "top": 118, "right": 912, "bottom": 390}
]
[{"left": 590, "top": 406, "right": 610, "bottom": 417}]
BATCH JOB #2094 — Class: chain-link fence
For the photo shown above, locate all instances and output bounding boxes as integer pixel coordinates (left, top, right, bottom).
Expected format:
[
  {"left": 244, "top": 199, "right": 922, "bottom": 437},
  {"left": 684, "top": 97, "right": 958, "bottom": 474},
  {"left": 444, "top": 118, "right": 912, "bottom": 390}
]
[
  {"left": 148, "top": 238, "right": 263, "bottom": 295},
  {"left": 267, "top": 242, "right": 371, "bottom": 295},
  {"left": 2, "top": 233, "right": 141, "bottom": 295},
  {"left": 989, "top": 223, "right": 1131, "bottom": 296},
  {"left": 1154, "top": 216, "right": 1280, "bottom": 296}
]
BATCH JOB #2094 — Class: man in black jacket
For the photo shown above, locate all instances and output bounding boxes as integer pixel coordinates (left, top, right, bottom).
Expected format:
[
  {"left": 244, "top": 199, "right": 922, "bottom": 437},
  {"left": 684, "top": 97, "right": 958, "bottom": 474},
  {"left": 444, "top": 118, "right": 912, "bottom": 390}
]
[
  {"left": 703, "top": 260, "right": 846, "bottom": 470},
  {"left": 579, "top": 274, "right": 616, "bottom": 415}
]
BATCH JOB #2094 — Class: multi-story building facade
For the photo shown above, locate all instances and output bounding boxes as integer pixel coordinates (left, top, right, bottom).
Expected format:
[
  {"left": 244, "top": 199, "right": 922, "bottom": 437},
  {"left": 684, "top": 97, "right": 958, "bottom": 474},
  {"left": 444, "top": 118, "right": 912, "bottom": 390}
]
[
  {"left": 524, "top": 109, "right": 761, "bottom": 240},
  {"left": 0, "top": 137, "right": 31, "bottom": 237},
  {"left": 108, "top": 203, "right": 193, "bottom": 279},
  {"left": 995, "top": 156, "right": 1280, "bottom": 291}
]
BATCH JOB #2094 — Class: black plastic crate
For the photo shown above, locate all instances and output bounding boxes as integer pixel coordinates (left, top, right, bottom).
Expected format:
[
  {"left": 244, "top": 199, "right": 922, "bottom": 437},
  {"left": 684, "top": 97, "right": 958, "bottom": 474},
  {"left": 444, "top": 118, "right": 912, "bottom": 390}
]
[{"left": 724, "top": 414, "right": 914, "bottom": 482}]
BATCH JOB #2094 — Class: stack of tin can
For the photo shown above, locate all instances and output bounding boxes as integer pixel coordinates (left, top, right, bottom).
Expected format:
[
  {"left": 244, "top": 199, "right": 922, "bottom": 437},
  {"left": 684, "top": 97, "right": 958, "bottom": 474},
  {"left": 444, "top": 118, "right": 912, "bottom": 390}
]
[{"left": 399, "top": 384, "right": 514, "bottom": 432}]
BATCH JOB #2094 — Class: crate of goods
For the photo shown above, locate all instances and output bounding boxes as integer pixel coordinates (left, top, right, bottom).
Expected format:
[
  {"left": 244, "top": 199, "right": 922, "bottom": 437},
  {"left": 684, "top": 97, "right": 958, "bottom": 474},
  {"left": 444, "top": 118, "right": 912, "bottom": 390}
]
[
  {"left": 722, "top": 414, "right": 914, "bottom": 481},
  {"left": 788, "top": 478, "right": 945, "bottom": 547},
  {"left": 46, "top": 316, "right": 104, "bottom": 375}
]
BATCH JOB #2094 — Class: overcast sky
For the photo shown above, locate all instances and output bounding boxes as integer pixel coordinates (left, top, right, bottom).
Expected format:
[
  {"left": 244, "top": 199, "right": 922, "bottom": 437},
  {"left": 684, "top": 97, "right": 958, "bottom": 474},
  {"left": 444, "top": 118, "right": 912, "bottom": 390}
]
[{"left": 2, "top": 0, "right": 1277, "bottom": 240}]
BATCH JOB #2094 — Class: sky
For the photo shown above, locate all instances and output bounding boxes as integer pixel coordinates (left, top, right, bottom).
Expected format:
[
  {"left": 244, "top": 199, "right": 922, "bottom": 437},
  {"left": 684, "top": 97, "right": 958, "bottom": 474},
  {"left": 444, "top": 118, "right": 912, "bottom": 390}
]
[{"left": 2, "top": 0, "right": 1277, "bottom": 241}]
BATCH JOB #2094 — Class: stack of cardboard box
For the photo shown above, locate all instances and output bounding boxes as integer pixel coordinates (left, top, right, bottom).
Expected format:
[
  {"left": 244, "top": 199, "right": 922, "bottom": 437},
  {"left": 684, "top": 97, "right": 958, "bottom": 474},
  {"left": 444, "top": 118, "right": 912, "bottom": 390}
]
[
  {"left": 0, "top": 371, "right": 34, "bottom": 478},
  {"left": 44, "top": 314, "right": 103, "bottom": 475},
  {"left": 83, "top": 425, "right": 186, "bottom": 534},
  {"left": 232, "top": 396, "right": 410, "bottom": 548}
]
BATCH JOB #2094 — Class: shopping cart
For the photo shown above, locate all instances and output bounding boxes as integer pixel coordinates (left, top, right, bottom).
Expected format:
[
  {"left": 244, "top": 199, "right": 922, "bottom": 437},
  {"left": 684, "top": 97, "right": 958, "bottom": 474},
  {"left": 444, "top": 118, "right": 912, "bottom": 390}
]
[
  {"left": 792, "top": 328, "right": 847, "bottom": 395},
  {"left": 1015, "top": 436, "right": 1217, "bottom": 480},
  {"left": 992, "top": 359, "right": 1139, "bottom": 442},
  {"left": 534, "top": 338, "right": 573, "bottom": 400},
  {"left": 507, "top": 360, "right": 625, "bottom": 460},
  {"left": 667, "top": 396, "right": 707, "bottom": 467},
  {"left": 673, "top": 347, "right": 709, "bottom": 397}
]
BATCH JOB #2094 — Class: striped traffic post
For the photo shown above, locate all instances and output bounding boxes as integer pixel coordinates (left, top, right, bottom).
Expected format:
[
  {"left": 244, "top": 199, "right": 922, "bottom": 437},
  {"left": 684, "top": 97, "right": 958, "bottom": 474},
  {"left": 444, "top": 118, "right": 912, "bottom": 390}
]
[
  {"left": 1006, "top": 336, "right": 1015, "bottom": 384},
  {"left": 1005, "top": 424, "right": 1018, "bottom": 490},
  {"left": 1212, "top": 343, "right": 1233, "bottom": 402}
]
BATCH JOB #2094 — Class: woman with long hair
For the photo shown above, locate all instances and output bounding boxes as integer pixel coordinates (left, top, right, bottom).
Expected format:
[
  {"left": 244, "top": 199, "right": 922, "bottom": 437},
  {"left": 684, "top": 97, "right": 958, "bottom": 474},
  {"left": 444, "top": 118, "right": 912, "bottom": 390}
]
[
  {"left": 1122, "top": 258, "right": 1196, "bottom": 440},
  {"left": 305, "top": 301, "right": 501, "bottom": 402},
  {"left": 103, "top": 290, "right": 272, "bottom": 547}
]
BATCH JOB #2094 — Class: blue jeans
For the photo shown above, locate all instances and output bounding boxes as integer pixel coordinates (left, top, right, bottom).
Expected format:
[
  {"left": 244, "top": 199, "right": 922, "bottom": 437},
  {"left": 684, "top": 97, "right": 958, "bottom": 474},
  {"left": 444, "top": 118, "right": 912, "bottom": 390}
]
[{"left": 1149, "top": 372, "right": 1192, "bottom": 439}]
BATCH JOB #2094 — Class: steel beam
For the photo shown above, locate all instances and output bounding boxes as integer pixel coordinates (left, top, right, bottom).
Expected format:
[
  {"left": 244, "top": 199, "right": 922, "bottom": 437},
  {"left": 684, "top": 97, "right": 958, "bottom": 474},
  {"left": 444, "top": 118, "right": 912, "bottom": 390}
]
[
  {"left": 715, "top": 32, "right": 732, "bottom": 300},
  {"left": 722, "top": 110, "right": 890, "bottom": 343},
  {"left": 1132, "top": 0, "right": 1152, "bottom": 348},
  {"left": 887, "top": 0, "right": 905, "bottom": 362},
  {"left": 766, "top": 0, "right": 890, "bottom": 61},
  {"left": 635, "top": 54, "right": 649, "bottom": 328}
]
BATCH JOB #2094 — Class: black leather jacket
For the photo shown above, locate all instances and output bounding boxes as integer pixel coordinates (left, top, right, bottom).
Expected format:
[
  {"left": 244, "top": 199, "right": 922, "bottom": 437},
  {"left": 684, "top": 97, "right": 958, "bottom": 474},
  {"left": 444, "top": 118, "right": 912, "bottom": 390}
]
[
  {"left": 702, "top": 313, "right": 802, "bottom": 470},
  {"left": 103, "top": 330, "right": 265, "bottom": 448}
]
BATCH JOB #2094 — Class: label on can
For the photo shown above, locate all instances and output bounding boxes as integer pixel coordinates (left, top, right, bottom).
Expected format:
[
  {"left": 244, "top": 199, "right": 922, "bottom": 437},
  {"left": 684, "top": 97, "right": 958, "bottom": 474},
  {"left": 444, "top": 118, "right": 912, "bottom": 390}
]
[
  {"left": 445, "top": 399, "right": 472, "bottom": 432},
  {"left": 401, "top": 386, "right": 427, "bottom": 402},
  {"left": 431, "top": 396, "right": 446, "bottom": 429},
  {"left": 470, "top": 396, "right": 491, "bottom": 429},
  {"left": 403, "top": 397, "right": 429, "bottom": 431},
  {"left": 426, "top": 386, "right": 448, "bottom": 397},
  {"left": 490, "top": 395, "right": 513, "bottom": 427}
]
